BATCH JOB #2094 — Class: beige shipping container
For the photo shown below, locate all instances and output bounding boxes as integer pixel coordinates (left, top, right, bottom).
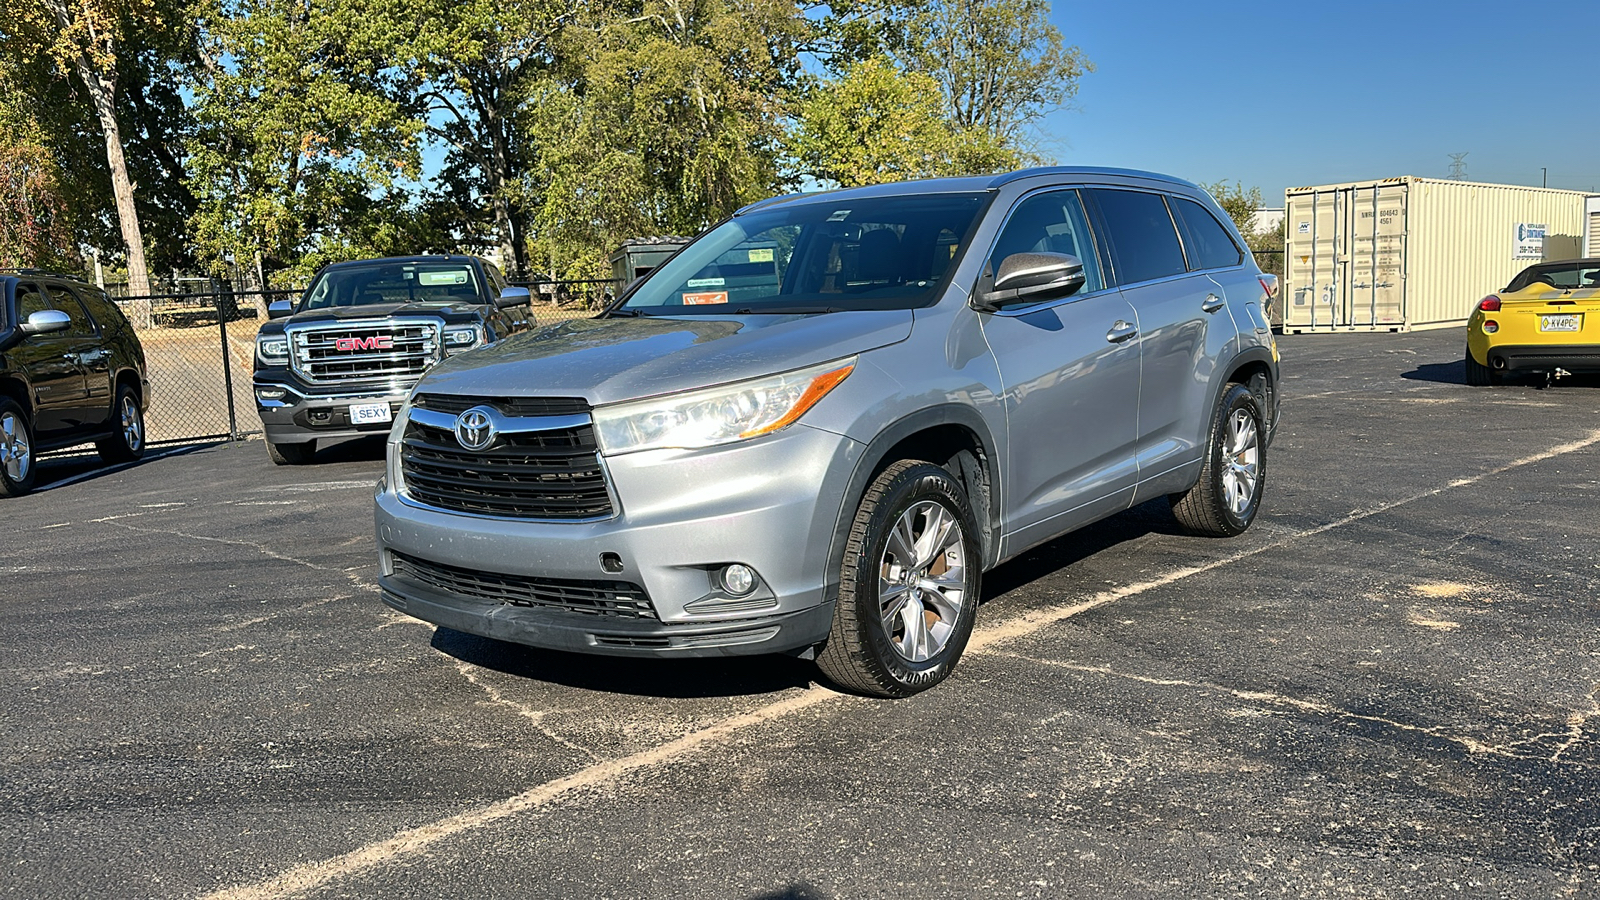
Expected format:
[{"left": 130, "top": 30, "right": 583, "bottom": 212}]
[
  {"left": 1282, "top": 177, "right": 1588, "bottom": 333},
  {"left": 1587, "top": 195, "right": 1600, "bottom": 257}
]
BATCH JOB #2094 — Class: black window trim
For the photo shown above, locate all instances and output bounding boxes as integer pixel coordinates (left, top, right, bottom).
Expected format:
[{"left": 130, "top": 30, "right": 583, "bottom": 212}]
[{"left": 44, "top": 280, "right": 104, "bottom": 336}]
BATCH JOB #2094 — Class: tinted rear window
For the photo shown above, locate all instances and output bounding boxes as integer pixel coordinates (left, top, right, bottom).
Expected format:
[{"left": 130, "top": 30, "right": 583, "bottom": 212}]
[
  {"left": 1088, "top": 189, "right": 1188, "bottom": 285},
  {"left": 1173, "top": 197, "right": 1243, "bottom": 270}
]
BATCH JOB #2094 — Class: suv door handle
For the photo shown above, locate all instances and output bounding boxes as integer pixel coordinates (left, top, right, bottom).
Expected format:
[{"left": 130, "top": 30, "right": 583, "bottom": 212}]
[
  {"left": 1105, "top": 321, "right": 1139, "bottom": 344},
  {"left": 1201, "top": 294, "right": 1226, "bottom": 313}
]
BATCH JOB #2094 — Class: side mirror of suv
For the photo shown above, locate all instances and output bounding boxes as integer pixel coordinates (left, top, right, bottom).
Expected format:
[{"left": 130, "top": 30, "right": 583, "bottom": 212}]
[
  {"left": 20, "top": 309, "right": 72, "bottom": 335},
  {"left": 267, "top": 300, "right": 295, "bottom": 319},
  {"left": 495, "top": 286, "right": 532, "bottom": 309},
  {"left": 974, "top": 252, "right": 1087, "bottom": 311}
]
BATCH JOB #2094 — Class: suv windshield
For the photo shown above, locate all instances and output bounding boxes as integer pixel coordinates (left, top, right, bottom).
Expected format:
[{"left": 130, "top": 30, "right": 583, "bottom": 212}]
[
  {"left": 301, "top": 262, "right": 481, "bottom": 310},
  {"left": 620, "top": 193, "right": 990, "bottom": 314}
]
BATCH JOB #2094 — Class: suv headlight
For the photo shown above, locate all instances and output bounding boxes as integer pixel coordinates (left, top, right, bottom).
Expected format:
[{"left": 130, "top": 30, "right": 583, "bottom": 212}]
[
  {"left": 443, "top": 326, "right": 481, "bottom": 354},
  {"left": 594, "top": 358, "right": 855, "bottom": 455},
  {"left": 256, "top": 334, "right": 289, "bottom": 364}
]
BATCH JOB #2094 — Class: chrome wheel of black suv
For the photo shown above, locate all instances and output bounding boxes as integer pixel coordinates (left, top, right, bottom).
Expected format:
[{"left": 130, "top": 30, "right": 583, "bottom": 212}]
[
  {"left": 97, "top": 385, "right": 146, "bottom": 463},
  {"left": 0, "top": 398, "right": 36, "bottom": 497}
]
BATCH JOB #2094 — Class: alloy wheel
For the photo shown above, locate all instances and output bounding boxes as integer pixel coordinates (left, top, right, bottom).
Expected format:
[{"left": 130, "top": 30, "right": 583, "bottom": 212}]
[
  {"left": 878, "top": 500, "right": 968, "bottom": 662},
  {"left": 1222, "top": 408, "right": 1259, "bottom": 516},
  {"left": 1, "top": 411, "right": 31, "bottom": 483}
]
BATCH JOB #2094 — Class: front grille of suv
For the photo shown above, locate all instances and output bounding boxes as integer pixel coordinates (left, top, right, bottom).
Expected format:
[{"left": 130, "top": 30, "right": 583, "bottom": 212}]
[
  {"left": 291, "top": 320, "right": 439, "bottom": 384},
  {"left": 399, "top": 397, "right": 614, "bottom": 520},
  {"left": 390, "top": 551, "right": 655, "bottom": 619}
]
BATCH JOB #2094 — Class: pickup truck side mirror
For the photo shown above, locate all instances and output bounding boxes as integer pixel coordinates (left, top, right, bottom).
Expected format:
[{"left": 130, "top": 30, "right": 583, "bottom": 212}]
[
  {"left": 974, "top": 252, "right": 1087, "bottom": 311},
  {"left": 495, "top": 286, "right": 532, "bottom": 309},
  {"left": 267, "top": 300, "right": 295, "bottom": 319},
  {"left": 20, "top": 309, "right": 72, "bottom": 335}
]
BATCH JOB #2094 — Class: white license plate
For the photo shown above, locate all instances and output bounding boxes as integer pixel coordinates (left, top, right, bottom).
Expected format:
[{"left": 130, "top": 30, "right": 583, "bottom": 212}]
[
  {"left": 349, "top": 402, "right": 392, "bottom": 425},
  {"left": 1540, "top": 313, "right": 1581, "bottom": 332}
]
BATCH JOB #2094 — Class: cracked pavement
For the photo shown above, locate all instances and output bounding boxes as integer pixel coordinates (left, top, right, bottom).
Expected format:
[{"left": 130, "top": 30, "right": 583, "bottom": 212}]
[{"left": 2, "top": 328, "right": 1597, "bottom": 899}]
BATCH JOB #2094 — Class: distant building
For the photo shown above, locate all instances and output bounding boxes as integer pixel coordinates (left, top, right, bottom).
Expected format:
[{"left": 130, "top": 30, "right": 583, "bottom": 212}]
[{"left": 1249, "top": 207, "right": 1284, "bottom": 238}]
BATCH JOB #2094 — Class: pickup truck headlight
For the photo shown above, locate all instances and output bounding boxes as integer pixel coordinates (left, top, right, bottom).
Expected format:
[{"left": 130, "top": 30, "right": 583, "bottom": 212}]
[
  {"left": 443, "top": 326, "right": 481, "bottom": 354},
  {"left": 594, "top": 358, "right": 855, "bottom": 455},
  {"left": 256, "top": 334, "right": 289, "bottom": 364}
]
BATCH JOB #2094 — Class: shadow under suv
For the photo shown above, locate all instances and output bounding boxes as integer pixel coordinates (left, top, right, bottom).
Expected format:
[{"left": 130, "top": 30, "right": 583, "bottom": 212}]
[
  {"left": 374, "top": 168, "right": 1282, "bottom": 697},
  {"left": 1, "top": 271, "right": 150, "bottom": 497}
]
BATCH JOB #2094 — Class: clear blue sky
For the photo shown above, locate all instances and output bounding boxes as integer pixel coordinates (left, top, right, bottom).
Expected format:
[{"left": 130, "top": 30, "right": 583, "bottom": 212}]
[{"left": 1040, "top": 0, "right": 1600, "bottom": 203}]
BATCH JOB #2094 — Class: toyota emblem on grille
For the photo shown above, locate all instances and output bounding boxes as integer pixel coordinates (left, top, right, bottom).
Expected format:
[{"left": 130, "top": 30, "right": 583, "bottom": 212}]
[{"left": 454, "top": 406, "right": 497, "bottom": 451}]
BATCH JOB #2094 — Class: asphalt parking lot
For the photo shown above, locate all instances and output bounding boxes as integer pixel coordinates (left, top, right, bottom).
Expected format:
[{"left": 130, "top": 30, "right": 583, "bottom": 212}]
[{"left": 3, "top": 327, "right": 1597, "bottom": 899}]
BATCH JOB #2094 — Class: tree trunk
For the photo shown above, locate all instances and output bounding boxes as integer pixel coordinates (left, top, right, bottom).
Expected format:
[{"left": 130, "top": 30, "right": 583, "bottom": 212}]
[{"left": 43, "top": 0, "right": 152, "bottom": 302}]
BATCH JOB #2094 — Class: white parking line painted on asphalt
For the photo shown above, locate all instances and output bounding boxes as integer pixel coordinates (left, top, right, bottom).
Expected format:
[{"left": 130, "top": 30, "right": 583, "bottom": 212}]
[
  {"left": 198, "top": 427, "right": 1600, "bottom": 900},
  {"left": 258, "top": 480, "right": 380, "bottom": 493},
  {"left": 34, "top": 445, "right": 204, "bottom": 493}
]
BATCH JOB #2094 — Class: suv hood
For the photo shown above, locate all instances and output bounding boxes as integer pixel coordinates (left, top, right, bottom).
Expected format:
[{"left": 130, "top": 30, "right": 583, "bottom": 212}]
[{"left": 417, "top": 311, "right": 914, "bottom": 406}]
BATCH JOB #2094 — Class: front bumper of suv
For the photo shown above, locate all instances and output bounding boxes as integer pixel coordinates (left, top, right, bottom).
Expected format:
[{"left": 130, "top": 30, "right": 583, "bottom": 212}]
[
  {"left": 374, "top": 423, "right": 863, "bottom": 658},
  {"left": 254, "top": 378, "right": 412, "bottom": 443}
]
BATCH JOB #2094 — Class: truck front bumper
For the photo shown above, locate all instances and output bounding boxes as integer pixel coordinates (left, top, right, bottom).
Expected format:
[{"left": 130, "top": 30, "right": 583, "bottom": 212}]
[{"left": 254, "top": 380, "right": 410, "bottom": 443}]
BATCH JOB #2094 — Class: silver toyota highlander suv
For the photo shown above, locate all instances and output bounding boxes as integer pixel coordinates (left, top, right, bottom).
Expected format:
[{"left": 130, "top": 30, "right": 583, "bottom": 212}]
[{"left": 374, "top": 168, "right": 1282, "bottom": 697}]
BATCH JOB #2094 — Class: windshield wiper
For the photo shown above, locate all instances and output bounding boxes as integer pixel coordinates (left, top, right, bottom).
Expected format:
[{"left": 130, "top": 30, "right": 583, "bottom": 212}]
[
  {"left": 734, "top": 306, "right": 845, "bottom": 315},
  {"left": 606, "top": 307, "right": 651, "bottom": 318}
]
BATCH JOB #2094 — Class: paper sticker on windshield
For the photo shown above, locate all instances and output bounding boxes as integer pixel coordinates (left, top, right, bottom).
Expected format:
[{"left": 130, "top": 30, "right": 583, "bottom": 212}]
[
  {"left": 418, "top": 271, "right": 469, "bottom": 286},
  {"left": 826, "top": 209, "right": 851, "bottom": 222},
  {"left": 748, "top": 248, "right": 774, "bottom": 263},
  {"left": 682, "top": 291, "right": 729, "bottom": 306},
  {"left": 686, "top": 277, "right": 725, "bottom": 288}
]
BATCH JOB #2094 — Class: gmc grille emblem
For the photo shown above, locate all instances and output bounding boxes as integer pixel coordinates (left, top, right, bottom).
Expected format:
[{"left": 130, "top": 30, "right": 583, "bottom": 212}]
[
  {"left": 454, "top": 406, "right": 497, "bottom": 452},
  {"left": 335, "top": 336, "right": 394, "bottom": 352}
]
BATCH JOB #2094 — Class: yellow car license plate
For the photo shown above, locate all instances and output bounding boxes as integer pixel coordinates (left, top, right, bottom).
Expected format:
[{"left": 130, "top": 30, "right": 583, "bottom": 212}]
[{"left": 1540, "top": 313, "right": 1581, "bottom": 332}]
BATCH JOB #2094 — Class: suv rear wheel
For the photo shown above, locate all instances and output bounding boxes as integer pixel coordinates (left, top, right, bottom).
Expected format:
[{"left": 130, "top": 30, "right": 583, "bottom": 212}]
[
  {"left": 96, "top": 385, "right": 146, "bottom": 463},
  {"left": 267, "top": 439, "right": 316, "bottom": 465},
  {"left": 817, "top": 460, "right": 981, "bottom": 698},
  {"left": 1170, "top": 382, "right": 1265, "bottom": 537},
  {"left": 0, "top": 397, "right": 38, "bottom": 498}
]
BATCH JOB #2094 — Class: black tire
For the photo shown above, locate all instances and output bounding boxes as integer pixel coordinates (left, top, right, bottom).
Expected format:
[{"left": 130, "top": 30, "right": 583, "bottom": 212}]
[
  {"left": 1463, "top": 344, "right": 1501, "bottom": 386},
  {"left": 0, "top": 397, "right": 39, "bottom": 498},
  {"left": 1170, "top": 382, "right": 1265, "bottom": 537},
  {"left": 816, "top": 460, "right": 982, "bottom": 698},
  {"left": 267, "top": 439, "right": 316, "bottom": 465},
  {"left": 96, "top": 384, "right": 146, "bottom": 463}
]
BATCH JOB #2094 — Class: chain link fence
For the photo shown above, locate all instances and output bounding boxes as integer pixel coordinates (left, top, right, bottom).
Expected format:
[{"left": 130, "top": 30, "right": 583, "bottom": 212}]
[{"left": 117, "top": 279, "right": 617, "bottom": 446}]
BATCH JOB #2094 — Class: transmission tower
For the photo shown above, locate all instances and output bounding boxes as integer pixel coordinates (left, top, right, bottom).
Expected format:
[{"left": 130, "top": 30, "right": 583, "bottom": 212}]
[{"left": 1447, "top": 152, "right": 1469, "bottom": 180}]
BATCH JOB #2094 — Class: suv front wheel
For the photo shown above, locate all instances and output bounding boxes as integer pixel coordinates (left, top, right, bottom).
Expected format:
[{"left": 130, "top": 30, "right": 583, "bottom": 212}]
[
  {"left": 0, "top": 397, "right": 38, "bottom": 498},
  {"left": 817, "top": 460, "right": 981, "bottom": 698},
  {"left": 267, "top": 439, "right": 316, "bottom": 466},
  {"left": 1170, "top": 382, "right": 1265, "bottom": 536}
]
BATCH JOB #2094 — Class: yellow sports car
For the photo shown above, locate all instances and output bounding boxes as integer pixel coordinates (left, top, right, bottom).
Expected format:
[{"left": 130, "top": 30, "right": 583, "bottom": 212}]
[{"left": 1465, "top": 258, "right": 1600, "bottom": 385}]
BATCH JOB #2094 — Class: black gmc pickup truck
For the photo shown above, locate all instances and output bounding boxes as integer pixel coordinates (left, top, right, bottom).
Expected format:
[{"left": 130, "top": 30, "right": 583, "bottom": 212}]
[{"left": 252, "top": 255, "right": 533, "bottom": 464}]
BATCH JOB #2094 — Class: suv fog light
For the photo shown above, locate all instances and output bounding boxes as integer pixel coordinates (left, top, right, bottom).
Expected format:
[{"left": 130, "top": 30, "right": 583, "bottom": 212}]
[
  {"left": 1482, "top": 319, "right": 1499, "bottom": 333},
  {"left": 720, "top": 564, "right": 757, "bottom": 596},
  {"left": 256, "top": 386, "right": 287, "bottom": 401}
]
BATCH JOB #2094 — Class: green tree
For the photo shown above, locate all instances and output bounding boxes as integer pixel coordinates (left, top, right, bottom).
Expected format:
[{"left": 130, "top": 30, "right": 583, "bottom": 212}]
[
  {"left": 0, "top": 114, "right": 77, "bottom": 271},
  {"left": 905, "top": 0, "right": 1093, "bottom": 148},
  {"left": 525, "top": 0, "right": 805, "bottom": 278},
  {"left": 187, "top": 0, "right": 424, "bottom": 287},
  {"left": 791, "top": 57, "right": 1017, "bottom": 188}
]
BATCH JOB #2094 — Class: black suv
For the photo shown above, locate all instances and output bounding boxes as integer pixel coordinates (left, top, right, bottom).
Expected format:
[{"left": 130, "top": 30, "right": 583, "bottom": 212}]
[
  {"left": 0, "top": 271, "right": 150, "bottom": 497},
  {"left": 253, "top": 255, "right": 534, "bottom": 464}
]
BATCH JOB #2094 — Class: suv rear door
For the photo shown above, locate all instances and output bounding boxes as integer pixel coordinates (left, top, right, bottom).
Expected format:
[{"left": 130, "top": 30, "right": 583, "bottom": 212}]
[
  {"left": 41, "top": 282, "right": 111, "bottom": 431},
  {"left": 1086, "top": 188, "right": 1241, "bottom": 489}
]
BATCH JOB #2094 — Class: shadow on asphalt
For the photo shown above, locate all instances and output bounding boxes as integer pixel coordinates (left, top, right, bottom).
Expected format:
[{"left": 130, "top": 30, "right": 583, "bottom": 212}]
[
  {"left": 1400, "top": 360, "right": 1467, "bottom": 385},
  {"left": 430, "top": 627, "right": 820, "bottom": 698},
  {"left": 33, "top": 442, "right": 217, "bottom": 492},
  {"left": 428, "top": 498, "right": 1190, "bottom": 699},
  {"left": 296, "top": 434, "right": 388, "bottom": 464}
]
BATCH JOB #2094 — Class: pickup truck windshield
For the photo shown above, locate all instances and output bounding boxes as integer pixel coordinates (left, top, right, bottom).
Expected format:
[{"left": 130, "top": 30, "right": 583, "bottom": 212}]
[
  {"left": 620, "top": 193, "right": 989, "bottom": 314},
  {"left": 301, "top": 262, "right": 481, "bottom": 310}
]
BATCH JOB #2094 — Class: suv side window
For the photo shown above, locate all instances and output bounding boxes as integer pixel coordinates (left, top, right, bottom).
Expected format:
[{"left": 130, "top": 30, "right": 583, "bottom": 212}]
[
  {"left": 79, "top": 287, "right": 131, "bottom": 335},
  {"left": 1086, "top": 189, "right": 1187, "bottom": 285},
  {"left": 16, "top": 284, "right": 49, "bottom": 324},
  {"left": 43, "top": 285, "right": 98, "bottom": 336},
  {"left": 1172, "top": 197, "right": 1243, "bottom": 270},
  {"left": 987, "top": 189, "right": 1106, "bottom": 295}
]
